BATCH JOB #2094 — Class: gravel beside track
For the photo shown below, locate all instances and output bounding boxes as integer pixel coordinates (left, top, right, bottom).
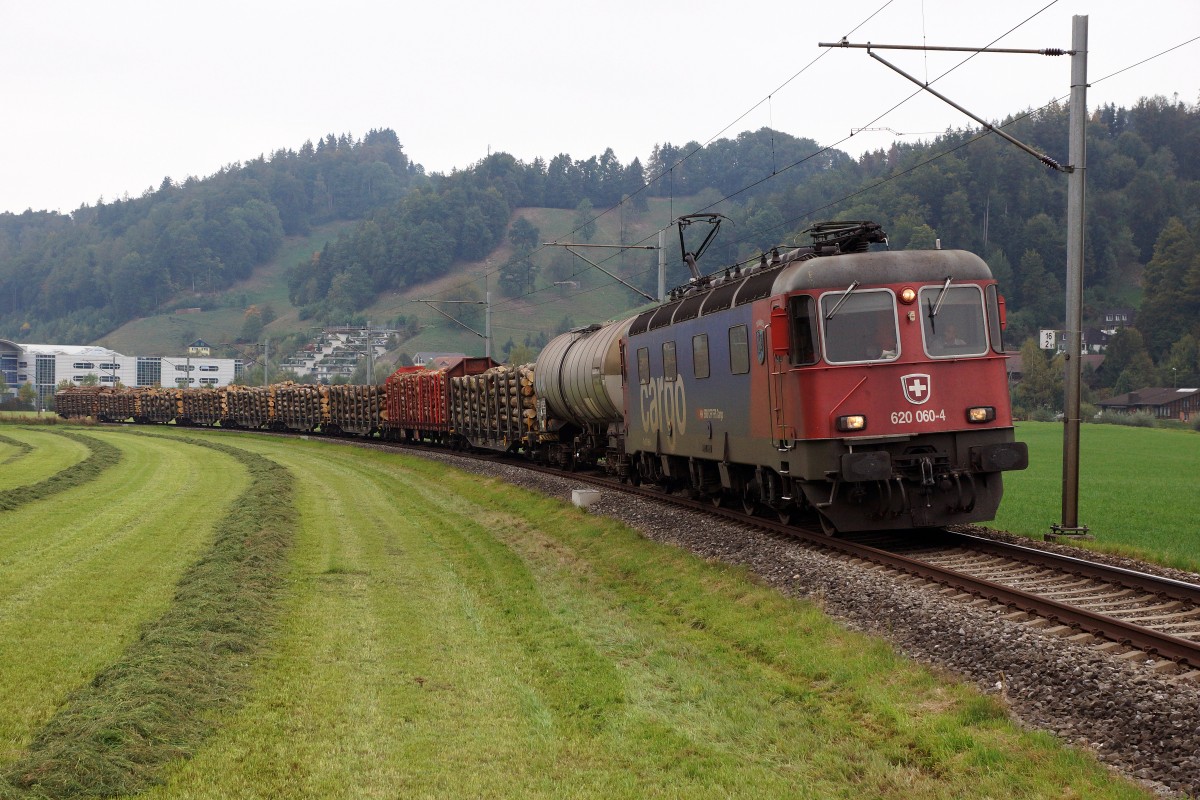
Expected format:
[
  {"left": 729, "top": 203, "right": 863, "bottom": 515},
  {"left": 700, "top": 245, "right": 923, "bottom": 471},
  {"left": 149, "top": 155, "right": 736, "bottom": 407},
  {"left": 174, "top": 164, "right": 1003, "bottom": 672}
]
[{"left": 403, "top": 446, "right": 1200, "bottom": 799}]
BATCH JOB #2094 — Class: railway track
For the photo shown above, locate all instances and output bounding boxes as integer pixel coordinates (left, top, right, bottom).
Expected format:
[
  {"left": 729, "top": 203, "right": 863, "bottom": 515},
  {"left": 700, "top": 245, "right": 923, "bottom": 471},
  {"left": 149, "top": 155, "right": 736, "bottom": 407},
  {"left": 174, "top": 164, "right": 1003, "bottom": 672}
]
[
  {"left": 523, "top": 460, "right": 1200, "bottom": 675},
  {"left": 854, "top": 529, "right": 1200, "bottom": 674}
]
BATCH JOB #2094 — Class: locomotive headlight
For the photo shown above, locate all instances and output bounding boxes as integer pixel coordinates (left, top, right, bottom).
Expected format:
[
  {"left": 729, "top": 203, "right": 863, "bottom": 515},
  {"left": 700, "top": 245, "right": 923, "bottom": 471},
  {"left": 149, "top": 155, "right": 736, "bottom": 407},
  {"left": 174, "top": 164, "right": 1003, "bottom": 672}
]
[
  {"left": 837, "top": 414, "right": 867, "bottom": 432},
  {"left": 967, "top": 406, "right": 996, "bottom": 423},
  {"left": 899, "top": 287, "right": 917, "bottom": 304}
]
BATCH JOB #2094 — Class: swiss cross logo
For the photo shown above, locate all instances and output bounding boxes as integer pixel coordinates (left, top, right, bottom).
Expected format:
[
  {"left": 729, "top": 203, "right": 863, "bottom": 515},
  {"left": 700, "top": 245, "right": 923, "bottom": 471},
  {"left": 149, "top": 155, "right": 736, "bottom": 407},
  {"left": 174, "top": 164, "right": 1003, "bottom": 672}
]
[{"left": 901, "top": 373, "right": 932, "bottom": 405}]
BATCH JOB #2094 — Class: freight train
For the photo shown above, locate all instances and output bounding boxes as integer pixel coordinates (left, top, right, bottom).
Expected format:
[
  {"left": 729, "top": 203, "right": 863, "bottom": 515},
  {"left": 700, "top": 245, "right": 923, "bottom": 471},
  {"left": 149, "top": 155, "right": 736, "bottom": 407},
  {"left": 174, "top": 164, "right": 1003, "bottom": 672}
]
[{"left": 57, "top": 220, "right": 1027, "bottom": 533}]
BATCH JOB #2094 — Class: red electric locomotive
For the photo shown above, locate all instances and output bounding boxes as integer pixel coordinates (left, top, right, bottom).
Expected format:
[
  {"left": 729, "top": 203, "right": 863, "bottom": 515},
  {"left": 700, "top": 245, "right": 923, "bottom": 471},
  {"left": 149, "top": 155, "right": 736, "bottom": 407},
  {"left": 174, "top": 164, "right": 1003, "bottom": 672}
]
[{"left": 537, "top": 220, "right": 1028, "bottom": 532}]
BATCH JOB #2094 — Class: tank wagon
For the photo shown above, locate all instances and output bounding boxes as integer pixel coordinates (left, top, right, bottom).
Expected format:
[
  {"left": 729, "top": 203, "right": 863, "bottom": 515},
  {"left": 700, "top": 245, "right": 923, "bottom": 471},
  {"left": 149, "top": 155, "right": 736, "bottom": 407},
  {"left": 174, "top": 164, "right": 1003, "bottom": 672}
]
[
  {"left": 55, "top": 220, "right": 1026, "bottom": 533},
  {"left": 524, "top": 219, "right": 1028, "bottom": 531}
]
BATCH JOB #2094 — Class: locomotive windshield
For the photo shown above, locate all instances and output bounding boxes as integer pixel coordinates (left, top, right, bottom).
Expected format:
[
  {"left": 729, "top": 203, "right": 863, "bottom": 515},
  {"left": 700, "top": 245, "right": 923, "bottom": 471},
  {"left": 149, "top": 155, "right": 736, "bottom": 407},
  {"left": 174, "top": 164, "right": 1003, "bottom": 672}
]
[
  {"left": 820, "top": 290, "right": 899, "bottom": 364},
  {"left": 920, "top": 285, "right": 989, "bottom": 358}
]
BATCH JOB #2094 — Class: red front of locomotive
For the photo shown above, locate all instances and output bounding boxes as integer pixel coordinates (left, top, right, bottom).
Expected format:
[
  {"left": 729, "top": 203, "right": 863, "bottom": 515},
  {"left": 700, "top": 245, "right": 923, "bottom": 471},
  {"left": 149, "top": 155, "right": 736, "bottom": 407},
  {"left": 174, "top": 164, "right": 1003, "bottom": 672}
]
[{"left": 756, "top": 249, "right": 1027, "bottom": 530}]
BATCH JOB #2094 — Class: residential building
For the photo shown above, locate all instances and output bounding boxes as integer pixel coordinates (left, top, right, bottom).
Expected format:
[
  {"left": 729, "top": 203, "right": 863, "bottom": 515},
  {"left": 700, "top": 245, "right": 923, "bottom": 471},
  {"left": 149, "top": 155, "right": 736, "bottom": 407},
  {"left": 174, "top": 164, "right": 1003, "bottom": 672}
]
[
  {"left": 278, "top": 326, "right": 397, "bottom": 382},
  {"left": 1096, "top": 387, "right": 1200, "bottom": 421}
]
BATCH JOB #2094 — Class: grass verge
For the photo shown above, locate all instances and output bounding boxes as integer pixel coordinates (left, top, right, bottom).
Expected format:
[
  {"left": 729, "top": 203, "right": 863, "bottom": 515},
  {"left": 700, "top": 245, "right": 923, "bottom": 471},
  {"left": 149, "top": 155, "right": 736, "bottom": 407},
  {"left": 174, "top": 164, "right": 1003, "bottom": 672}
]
[
  {"left": 0, "top": 435, "right": 295, "bottom": 799},
  {"left": 135, "top": 435, "right": 1146, "bottom": 799},
  {"left": 995, "top": 421, "right": 1200, "bottom": 572},
  {"left": 0, "top": 430, "right": 120, "bottom": 511}
]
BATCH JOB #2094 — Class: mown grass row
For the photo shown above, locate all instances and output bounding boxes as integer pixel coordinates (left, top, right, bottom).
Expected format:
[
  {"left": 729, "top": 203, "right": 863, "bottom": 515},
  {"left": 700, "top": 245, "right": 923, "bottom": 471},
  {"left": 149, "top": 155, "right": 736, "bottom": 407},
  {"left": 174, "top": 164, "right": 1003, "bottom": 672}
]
[
  {"left": 0, "top": 431, "right": 120, "bottom": 512},
  {"left": 0, "top": 438, "right": 33, "bottom": 470},
  {"left": 0, "top": 436, "right": 295, "bottom": 800},
  {"left": 0, "top": 434, "right": 33, "bottom": 465}
]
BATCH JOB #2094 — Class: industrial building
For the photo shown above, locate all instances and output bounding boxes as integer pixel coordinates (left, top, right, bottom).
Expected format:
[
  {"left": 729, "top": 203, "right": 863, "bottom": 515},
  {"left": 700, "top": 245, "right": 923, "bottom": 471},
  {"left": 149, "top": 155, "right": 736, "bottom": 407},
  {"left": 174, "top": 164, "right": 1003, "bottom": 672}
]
[{"left": 0, "top": 339, "right": 243, "bottom": 408}]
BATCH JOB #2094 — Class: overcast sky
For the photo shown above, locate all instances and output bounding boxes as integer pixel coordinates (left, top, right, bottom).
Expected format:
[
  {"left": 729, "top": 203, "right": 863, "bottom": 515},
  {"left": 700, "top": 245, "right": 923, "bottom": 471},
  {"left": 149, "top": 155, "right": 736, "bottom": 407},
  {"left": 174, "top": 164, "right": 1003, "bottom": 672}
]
[{"left": 2, "top": 0, "right": 1197, "bottom": 216}]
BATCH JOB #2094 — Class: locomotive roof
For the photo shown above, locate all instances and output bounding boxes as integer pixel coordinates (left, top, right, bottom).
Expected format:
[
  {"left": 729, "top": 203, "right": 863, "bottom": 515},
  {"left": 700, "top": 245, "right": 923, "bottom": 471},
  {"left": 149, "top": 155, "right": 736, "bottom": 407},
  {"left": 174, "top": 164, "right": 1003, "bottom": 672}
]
[
  {"left": 773, "top": 248, "right": 993, "bottom": 294},
  {"left": 628, "top": 249, "right": 995, "bottom": 337}
]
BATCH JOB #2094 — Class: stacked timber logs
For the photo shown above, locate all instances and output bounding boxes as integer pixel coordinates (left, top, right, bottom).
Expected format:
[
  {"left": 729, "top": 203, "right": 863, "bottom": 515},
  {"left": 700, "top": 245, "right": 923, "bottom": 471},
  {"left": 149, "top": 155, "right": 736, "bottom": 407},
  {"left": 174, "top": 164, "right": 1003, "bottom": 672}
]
[
  {"left": 222, "top": 385, "right": 272, "bottom": 428},
  {"left": 324, "top": 384, "right": 383, "bottom": 434},
  {"left": 97, "top": 388, "right": 136, "bottom": 421},
  {"left": 135, "top": 387, "right": 178, "bottom": 424},
  {"left": 449, "top": 363, "right": 537, "bottom": 447},
  {"left": 55, "top": 386, "right": 103, "bottom": 418},
  {"left": 273, "top": 382, "right": 322, "bottom": 430},
  {"left": 517, "top": 364, "right": 538, "bottom": 430},
  {"left": 385, "top": 367, "right": 449, "bottom": 433},
  {"left": 178, "top": 388, "right": 222, "bottom": 425}
]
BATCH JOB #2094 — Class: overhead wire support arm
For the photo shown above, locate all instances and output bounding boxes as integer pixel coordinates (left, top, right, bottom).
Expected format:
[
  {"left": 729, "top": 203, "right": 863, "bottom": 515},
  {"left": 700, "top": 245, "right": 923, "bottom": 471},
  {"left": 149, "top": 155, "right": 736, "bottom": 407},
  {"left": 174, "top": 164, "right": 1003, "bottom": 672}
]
[
  {"left": 411, "top": 299, "right": 487, "bottom": 339},
  {"left": 543, "top": 242, "right": 658, "bottom": 303},
  {"left": 818, "top": 40, "right": 1072, "bottom": 56},
  {"left": 818, "top": 40, "right": 1071, "bottom": 172}
]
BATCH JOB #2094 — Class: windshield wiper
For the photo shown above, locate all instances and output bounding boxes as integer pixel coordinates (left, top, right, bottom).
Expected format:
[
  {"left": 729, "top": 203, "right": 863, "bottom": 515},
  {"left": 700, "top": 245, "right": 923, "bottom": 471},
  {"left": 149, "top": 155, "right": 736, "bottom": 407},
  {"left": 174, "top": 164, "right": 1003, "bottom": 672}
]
[
  {"left": 825, "top": 280, "right": 861, "bottom": 320},
  {"left": 926, "top": 276, "right": 952, "bottom": 332}
]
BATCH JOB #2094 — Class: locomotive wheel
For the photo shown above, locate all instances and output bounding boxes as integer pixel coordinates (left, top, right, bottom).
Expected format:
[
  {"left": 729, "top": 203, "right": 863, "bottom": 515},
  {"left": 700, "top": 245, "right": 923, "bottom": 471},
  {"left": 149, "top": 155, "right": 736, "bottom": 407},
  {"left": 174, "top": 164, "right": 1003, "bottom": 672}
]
[
  {"left": 709, "top": 493, "right": 723, "bottom": 508},
  {"left": 817, "top": 511, "right": 838, "bottom": 536},
  {"left": 777, "top": 508, "right": 793, "bottom": 525},
  {"left": 741, "top": 491, "right": 758, "bottom": 516}
]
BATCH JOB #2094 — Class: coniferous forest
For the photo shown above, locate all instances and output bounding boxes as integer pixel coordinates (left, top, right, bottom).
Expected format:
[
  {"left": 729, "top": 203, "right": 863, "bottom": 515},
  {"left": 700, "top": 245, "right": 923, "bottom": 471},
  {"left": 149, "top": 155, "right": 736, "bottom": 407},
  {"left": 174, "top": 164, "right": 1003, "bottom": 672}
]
[{"left": 1, "top": 98, "right": 1198, "bottom": 399}]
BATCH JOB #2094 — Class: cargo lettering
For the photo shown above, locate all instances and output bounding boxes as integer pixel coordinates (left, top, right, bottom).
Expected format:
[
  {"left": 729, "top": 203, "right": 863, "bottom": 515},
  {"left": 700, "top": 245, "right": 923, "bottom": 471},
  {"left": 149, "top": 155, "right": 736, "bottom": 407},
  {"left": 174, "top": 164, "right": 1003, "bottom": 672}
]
[{"left": 640, "top": 378, "right": 687, "bottom": 436}]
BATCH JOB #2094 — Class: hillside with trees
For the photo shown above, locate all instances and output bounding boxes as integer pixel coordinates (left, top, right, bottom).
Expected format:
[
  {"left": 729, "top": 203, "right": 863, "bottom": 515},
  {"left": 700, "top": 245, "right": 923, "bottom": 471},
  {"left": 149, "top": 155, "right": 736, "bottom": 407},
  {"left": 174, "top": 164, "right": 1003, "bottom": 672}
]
[
  {"left": 1, "top": 99, "right": 1197, "bottom": 403},
  {"left": 0, "top": 129, "right": 418, "bottom": 343}
]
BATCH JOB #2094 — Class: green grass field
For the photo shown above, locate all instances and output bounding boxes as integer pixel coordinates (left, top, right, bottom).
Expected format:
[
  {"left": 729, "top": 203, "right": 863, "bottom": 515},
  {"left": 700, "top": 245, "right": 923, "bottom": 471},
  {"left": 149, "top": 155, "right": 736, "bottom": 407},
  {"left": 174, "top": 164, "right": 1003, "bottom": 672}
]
[
  {"left": 0, "top": 429, "right": 88, "bottom": 492},
  {"left": 0, "top": 425, "right": 1153, "bottom": 799},
  {"left": 994, "top": 421, "right": 1200, "bottom": 573},
  {"left": 0, "top": 430, "right": 246, "bottom": 777}
]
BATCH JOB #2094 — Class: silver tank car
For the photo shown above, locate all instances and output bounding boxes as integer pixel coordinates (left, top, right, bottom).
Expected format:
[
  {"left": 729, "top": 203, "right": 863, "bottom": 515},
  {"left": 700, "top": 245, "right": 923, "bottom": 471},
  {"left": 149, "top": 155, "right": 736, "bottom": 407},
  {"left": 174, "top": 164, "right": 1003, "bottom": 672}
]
[{"left": 534, "top": 318, "right": 632, "bottom": 426}]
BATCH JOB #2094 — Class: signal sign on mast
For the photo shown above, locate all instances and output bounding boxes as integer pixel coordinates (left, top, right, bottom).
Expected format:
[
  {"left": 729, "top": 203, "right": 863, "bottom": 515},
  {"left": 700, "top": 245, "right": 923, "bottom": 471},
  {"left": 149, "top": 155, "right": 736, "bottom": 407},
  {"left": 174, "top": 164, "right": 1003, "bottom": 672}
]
[{"left": 1039, "top": 330, "right": 1057, "bottom": 350}]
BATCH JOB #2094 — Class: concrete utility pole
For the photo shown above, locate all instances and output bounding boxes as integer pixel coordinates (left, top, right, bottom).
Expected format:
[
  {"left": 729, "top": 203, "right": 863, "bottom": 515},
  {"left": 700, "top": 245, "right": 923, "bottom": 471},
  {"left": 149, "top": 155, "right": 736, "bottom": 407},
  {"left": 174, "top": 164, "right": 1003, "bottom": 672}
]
[
  {"left": 658, "top": 229, "right": 666, "bottom": 302},
  {"left": 821, "top": 16, "right": 1090, "bottom": 537},
  {"left": 367, "top": 326, "right": 375, "bottom": 382},
  {"left": 484, "top": 292, "right": 492, "bottom": 359},
  {"left": 1056, "top": 16, "right": 1089, "bottom": 538}
]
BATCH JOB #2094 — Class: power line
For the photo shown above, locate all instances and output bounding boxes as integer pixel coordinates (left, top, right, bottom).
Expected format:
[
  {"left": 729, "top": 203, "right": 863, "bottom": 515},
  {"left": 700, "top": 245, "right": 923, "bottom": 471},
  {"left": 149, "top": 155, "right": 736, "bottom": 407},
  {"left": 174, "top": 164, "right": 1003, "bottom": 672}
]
[
  {"left": 493, "top": 2, "right": 1066, "bottom": 310},
  {"left": 416, "top": 13, "right": 1200, "bottom": 337}
]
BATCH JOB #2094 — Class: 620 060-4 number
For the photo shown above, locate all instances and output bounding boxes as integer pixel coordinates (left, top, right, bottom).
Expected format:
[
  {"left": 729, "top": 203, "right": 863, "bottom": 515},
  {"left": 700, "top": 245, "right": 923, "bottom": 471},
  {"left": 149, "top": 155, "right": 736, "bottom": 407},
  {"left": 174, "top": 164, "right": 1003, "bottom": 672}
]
[{"left": 890, "top": 409, "right": 946, "bottom": 425}]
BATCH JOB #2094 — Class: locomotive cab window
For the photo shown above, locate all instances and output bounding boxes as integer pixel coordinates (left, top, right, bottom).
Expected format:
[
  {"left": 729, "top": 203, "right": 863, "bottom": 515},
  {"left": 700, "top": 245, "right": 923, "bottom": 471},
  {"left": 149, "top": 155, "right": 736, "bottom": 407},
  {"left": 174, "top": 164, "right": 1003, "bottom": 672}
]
[
  {"left": 788, "top": 295, "right": 819, "bottom": 365},
  {"left": 986, "top": 284, "right": 1004, "bottom": 354},
  {"left": 920, "top": 285, "right": 989, "bottom": 358},
  {"left": 820, "top": 289, "right": 899, "bottom": 364}
]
